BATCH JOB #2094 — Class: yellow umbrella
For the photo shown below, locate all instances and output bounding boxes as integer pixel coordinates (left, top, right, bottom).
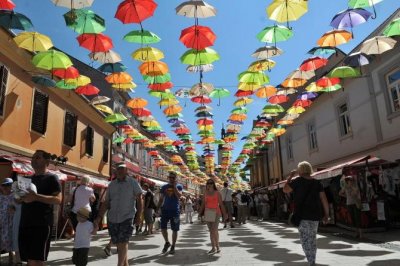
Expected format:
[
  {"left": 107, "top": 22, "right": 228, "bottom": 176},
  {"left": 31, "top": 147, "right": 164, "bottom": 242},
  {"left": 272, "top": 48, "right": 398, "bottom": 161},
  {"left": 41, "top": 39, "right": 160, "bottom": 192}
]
[
  {"left": 233, "top": 97, "right": 253, "bottom": 106},
  {"left": 270, "top": 127, "right": 286, "bottom": 136},
  {"left": 238, "top": 82, "right": 261, "bottom": 91},
  {"left": 278, "top": 119, "right": 294, "bottom": 125},
  {"left": 65, "top": 75, "right": 91, "bottom": 86},
  {"left": 202, "top": 136, "right": 215, "bottom": 143},
  {"left": 131, "top": 47, "right": 164, "bottom": 62},
  {"left": 105, "top": 72, "right": 133, "bottom": 83},
  {"left": 112, "top": 82, "right": 137, "bottom": 90},
  {"left": 142, "top": 120, "right": 160, "bottom": 127},
  {"left": 317, "top": 29, "right": 352, "bottom": 47},
  {"left": 267, "top": 0, "right": 308, "bottom": 25},
  {"left": 94, "top": 104, "right": 113, "bottom": 114},
  {"left": 14, "top": 32, "right": 53, "bottom": 52},
  {"left": 305, "top": 82, "right": 323, "bottom": 92},
  {"left": 287, "top": 106, "right": 306, "bottom": 114},
  {"left": 198, "top": 124, "right": 214, "bottom": 131},
  {"left": 158, "top": 98, "right": 179, "bottom": 106},
  {"left": 255, "top": 85, "right": 277, "bottom": 98},
  {"left": 247, "top": 59, "right": 276, "bottom": 72},
  {"left": 126, "top": 97, "right": 148, "bottom": 108},
  {"left": 163, "top": 105, "right": 182, "bottom": 115}
]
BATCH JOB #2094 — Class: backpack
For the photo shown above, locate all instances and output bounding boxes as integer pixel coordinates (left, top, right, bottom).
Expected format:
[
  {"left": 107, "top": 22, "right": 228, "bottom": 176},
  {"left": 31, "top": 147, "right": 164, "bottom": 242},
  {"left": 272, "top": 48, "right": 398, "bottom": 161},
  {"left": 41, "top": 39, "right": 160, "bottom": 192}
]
[{"left": 241, "top": 194, "right": 249, "bottom": 204}]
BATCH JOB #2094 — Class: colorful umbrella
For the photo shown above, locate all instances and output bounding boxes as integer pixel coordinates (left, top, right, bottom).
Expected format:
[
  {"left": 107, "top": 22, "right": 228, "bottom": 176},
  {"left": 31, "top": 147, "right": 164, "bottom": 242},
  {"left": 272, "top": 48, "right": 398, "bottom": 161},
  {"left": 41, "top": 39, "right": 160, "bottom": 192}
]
[
  {"left": 111, "top": 82, "right": 137, "bottom": 90},
  {"left": 248, "top": 59, "right": 276, "bottom": 72},
  {"left": 252, "top": 45, "right": 283, "bottom": 59},
  {"left": 51, "top": 0, "right": 94, "bottom": 9},
  {"left": 180, "top": 48, "right": 220, "bottom": 65},
  {"left": 56, "top": 79, "right": 77, "bottom": 90},
  {"left": 180, "top": 25, "right": 216, "bottom": 50},
  {"left": 268, "top": 94, "right": 288, "bottom": 104},
  {"left": 77, "top": 33, "right": 113, "bottom": 52},
  {"left": 328, "top": 66, "right": 361, "bottom": 78},
  {"left": 131, "top": 108, "right": 152, "bottom": 116},
  {"left": 89, "top": 50, "right": 121, "bottom": 63},
  {"left": 31, "top": 76, "right": 56, "bottom": 87},
  {"left": 189, "top": 82, "right": 214, "bottom": 97},
  {"left": 123, "top": 29, "right": 161, "bottom": 44},
  {"left": 281, "top": 78, "right": 307, "bottom": 88},
  {"left": 349, "top": 0, "right": 384, "bottom": 18},
  {"left": 75, "top": 84, "right": 99, "bottom": 95},
  {"left": 91, "top": 96, "right": 111, "bottom": 105},
  {"left": 256, "top": 24, "right": 293, "bottom": 45},
  {"left": 64, "top": 9, "right": 105, "bottom": 34},
  {"left": 104, "top": 113, "right": 128, "bottom": 123},
  {"left": 139, "top": 61, "right": 169, "bottom": 76},
  {"left": 52, "top": 66, "right": 80, "bottom": 79},
  {"left": 286, "top": 69, "right": 315, "bottom": 80},
  {"left": 307, "top": 46, "right": 339, "bottom": 57},
  {"left": 176, "top": 0, "right": 217, "bottom": 18},
  {"left": 143, "top": 73, "right": 171, "bottom": 84},
  {"left": 191, "top": 95, "right": 212, "bottom": 104},
  {"left": 267, "top": 0, "right": 308, "bottom": 28},
  {"left": 209, "top": 88, "right": 230, "bottom": 106},
  {"left": 344, "top": 52, "right": 371, "bottom": 67},
  {"left": 234, "top": 90, "right": 253, "bottom": 97},
  {"left": 112, "top": 136, "right": 126, "bottom": 144},
  {"left": 316, "top": 76, "right": 340, "bottom": 87},
  {"left": 65, "top": 75, "right": 91, "bottom": 87},
  {"left": 126, "top": 97, "right": 148, "bottom": 109},
  {"left": 132, "top": 47, "right": 164, "bottom": 62},
  {"left": 0, "top": 10, "right": 33, "bottom": 30},
  {"left": 148, "top": 82, "right": 174, "bottom": 91},
  {"left": 293, "top": 99, "right": 312, "bottom": 108},
  {"left": 233, "top": 97, "right": 253, "bottom": 107},
  {"left": 330, "top": 8, "right": 372, "bottom": 36},
  {"left": 321, "top": 84, "right": 342, "bottom": 92},
  {"left": 105, "top": 72, "right": 133, "bottom": 83},
  {"left": 382, "top": 18, "right": 400, "bottom": 37},
  {"left": 148, "top": 90, "right": 174, "bottom": 99},
  {"left": 196, "top": 118, "right": 214, "bottom": 125},
  {"left": 317, "top": 29, "right": 352, "bottom": 47},
  {"left": 0, "top": 0, "right": 15, "bottom": 10},
  {"left": 175, "top": 88, "right": 191, "bottom": 98},
  {"left": 115, "top": 0, "right": 158, "bottom": 24},
  {"left": 297, "top": 92, "right": 318, "bottom": 100},
  {"left": 32, "top": 50, "right": 73, "bottom": 70},
  {"left": 231, "top": 107, "right": 248, "bottom": 114},
  {"left": 97, "top": 62, "right": 127, "bottom": 73},
  {"left": 305, "top": 82, "right": 323, "bottom": 92},
  {"left": 238, "top": 71, "right": 269, "bottom": 84},
  {"left": 238, "top": 82, "right": 260, "bottom": 92},
  {"left": 94, "top": 104, "right": 113, "bottom": 114},
  {"left": 163, "top": 105, "right": 183, "bottom": 115},
  {"left": 14, "top": 32, "right": 53, "bottom": 52},
  {"left": 359, "top": 36, "right": 397, "bottom": 55},
  {"left": 299, "top": 56, "right": 328, "bottom": 71},
  {"left": 186, "top": 64, "right": 214, "bottom": 73},
  {"left": 158, "top": 98, "right": 179, "bottom": 106}
]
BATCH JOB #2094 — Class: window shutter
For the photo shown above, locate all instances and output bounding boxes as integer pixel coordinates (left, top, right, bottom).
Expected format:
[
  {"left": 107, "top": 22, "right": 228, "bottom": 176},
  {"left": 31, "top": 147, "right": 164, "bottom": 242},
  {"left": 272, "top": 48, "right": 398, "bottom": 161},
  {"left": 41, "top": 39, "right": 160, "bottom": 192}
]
[
  {"left": 102, "top": 137, "right": 109, "bottom": 163},
  {"left": 31, "top": 90, "right": 49, "bottom": 134},
  {"left": 85, "top": 126, "right": 94, "bottom": 156},
  {"left": 63, "top": 111, "right": 77, "bottom": 147},
  {"left": 0, "top": 65, "right": 9, "bottom": 116}
]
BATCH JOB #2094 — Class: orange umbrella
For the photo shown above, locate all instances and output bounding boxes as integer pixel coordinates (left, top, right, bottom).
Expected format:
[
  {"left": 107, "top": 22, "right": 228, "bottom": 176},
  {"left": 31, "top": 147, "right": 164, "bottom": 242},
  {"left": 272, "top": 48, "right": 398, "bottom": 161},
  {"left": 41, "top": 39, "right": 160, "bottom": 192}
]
[
  {"left": 139, "top": 61, "right": 169, "bottom": 76},
  {"left": 163, "top": 105, "right": 182, "bottom": 115},
  {"left": 126, "top": 97, "right": 148, "bottom": 108},
  {"left": 105, "top": 72, "right": 132, "bottom": 83},
  {"left": 255, "top": 85, "right": 277, "bottom": 98},
  {"left": 281, "top": 78, "right": 307, "bottom": 88},
  {"left": 317, "top": 29, "right": 352, "bottom": 47},
  {"left": 229, "top": 113, "right": 247, "bottom": 121}
]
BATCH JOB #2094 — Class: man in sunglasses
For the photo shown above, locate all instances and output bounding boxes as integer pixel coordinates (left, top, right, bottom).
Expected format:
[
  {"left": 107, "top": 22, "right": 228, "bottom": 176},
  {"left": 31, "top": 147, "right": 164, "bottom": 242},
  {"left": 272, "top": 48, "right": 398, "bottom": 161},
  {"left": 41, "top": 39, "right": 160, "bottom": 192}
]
[{"left": 157, "top": 172, "right": 183, "bottom": 255}]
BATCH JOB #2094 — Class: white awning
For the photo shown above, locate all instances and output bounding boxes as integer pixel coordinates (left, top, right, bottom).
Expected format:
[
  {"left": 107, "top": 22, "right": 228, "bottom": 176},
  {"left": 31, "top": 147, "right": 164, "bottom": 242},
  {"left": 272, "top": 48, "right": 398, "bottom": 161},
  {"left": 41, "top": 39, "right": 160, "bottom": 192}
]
[{"left": 146, "top": 177, "right": 167, "bottom": 187}]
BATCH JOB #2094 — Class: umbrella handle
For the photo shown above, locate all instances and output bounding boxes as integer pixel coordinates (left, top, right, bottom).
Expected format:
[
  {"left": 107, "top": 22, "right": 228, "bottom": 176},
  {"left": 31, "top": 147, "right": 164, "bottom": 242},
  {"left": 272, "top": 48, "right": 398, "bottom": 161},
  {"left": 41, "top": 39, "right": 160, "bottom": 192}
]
[{"left": 371, "top": 3, "right": 377, "bottom": 19}]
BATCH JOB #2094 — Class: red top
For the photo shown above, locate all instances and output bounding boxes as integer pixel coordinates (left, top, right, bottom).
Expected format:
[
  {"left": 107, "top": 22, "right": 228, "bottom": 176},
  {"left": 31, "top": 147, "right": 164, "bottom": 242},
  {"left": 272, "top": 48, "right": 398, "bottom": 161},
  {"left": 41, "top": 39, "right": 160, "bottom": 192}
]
[{"left": 205, "top": 191, "right": 221, "bottom": 215}]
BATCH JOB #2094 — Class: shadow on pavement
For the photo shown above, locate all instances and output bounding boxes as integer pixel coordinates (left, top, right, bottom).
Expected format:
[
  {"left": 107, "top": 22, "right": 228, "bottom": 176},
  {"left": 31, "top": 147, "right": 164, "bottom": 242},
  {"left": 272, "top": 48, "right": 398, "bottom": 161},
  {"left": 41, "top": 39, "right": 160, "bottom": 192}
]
[{"left": 368, "top": 259, "right": 400, "bottom": 265}]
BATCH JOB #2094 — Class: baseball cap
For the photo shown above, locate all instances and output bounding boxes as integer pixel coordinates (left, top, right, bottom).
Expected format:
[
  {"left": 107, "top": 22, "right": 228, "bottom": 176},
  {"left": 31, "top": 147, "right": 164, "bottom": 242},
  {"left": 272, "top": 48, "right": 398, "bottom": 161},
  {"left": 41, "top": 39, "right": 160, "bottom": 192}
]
[{"left": 1, "top": 178, "right": 13, "bottom": 186}]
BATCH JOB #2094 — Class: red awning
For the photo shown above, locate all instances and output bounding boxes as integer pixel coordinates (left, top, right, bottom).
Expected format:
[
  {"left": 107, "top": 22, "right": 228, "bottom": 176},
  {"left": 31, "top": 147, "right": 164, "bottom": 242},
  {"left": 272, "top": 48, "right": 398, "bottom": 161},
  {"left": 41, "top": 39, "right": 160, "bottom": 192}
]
[
  {"left": 59, "top": 169, "right": 109, "bottom": 188},
  {"left": 0, "top": 155, "right": 34, "bottom": 175},
  {"left": 112, "top": 154, "right": 141, "bottom": 173}
]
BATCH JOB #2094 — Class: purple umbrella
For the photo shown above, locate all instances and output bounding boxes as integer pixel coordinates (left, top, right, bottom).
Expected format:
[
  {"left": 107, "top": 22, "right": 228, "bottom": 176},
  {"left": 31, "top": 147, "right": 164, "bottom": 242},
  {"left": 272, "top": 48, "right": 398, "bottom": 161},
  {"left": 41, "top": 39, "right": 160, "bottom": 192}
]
[
  {"left": 330, "top": 8, "right": 372, "bottom": 37},
  {"left": 297, "top": 92, "right": 318, "bottom": 100},
  {"left": 168, "top": 118, "right": 185, "bottom": 123},
  {"left": 171, "top": 121, "right": 186, "bottom": 128}
]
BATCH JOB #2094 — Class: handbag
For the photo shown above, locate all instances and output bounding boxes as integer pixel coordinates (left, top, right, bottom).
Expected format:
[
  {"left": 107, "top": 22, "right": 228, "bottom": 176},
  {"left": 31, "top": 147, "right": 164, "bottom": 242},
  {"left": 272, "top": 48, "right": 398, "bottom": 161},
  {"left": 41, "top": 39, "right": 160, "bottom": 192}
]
[{"left": 204, "top": 208, "right": 217, "bottom": 222}]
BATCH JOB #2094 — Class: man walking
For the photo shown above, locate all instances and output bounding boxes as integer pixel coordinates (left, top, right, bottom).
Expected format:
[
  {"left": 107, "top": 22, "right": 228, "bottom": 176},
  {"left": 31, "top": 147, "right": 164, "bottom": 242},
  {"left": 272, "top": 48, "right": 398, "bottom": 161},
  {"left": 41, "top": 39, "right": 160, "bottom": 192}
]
[
  {"left": 220, "top": 182, "right": 234, "bottom": 228},
  {"left": 19, "top": 150, "right": 62, "bottom": 266},
  {"left": 94, "top": 162, "right": 143, "bottom": 266},
  {"left": 157, "top": 172, "right": 183, "bottom": 254}
]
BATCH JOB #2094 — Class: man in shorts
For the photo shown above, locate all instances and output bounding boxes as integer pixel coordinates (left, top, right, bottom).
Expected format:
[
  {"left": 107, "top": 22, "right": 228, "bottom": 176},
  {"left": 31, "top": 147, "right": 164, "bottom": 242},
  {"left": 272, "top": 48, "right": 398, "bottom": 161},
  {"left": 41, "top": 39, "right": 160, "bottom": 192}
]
[
  {"left": 19, "top": 150, "right": 62, "bottom": 266},
  {"left": 157, "top": 172, "right": 183, "bottom": 254},
  {"left": 94, "top": 162, "right": 143, "bottom": 266}
]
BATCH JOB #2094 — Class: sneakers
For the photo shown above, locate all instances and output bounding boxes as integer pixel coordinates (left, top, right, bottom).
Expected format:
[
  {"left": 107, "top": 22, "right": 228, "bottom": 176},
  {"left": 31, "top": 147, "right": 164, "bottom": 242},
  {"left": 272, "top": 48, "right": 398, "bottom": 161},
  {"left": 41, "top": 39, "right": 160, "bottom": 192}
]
[
  {"left": 162, "top": 242, "right": 171, "bottom": 253},
  {"left": 103, "top": 245, "right": 112, "bottom": 256},
  {"left": 169, "top": 245, "right": 175, "bottom": 254}
]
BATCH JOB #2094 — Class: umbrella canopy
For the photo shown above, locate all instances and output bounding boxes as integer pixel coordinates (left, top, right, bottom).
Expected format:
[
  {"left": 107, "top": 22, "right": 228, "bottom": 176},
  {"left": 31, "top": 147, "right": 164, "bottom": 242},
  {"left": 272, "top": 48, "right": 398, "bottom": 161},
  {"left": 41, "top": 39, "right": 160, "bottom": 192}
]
[
  {"left": 307, "top": 46, "right": 339, "bottom": 57},
  {"left": 328, "top": 66, "right": 361, "bottom": 78},
  {"left": 267, "top": 0, "right": 308, "bottom": 27},
  {"left": 64, "top": 9, "right": 105, "bottom": 34},
  {"left": 252, "top": 45, "right": 283, "bottom": 59},
  {"left": 131, "top": 108, "right": 152, "bottom": 116},
  {"left": 176, "top": 0, "right": 217, "bottom": 18},
  {"left": 229, "top": 113, "right": 247, "bottom": 121},
  {"left": 344, "top": 52, "right": 371, "bottom": 67},
  {"left": 383, "top": 18, "right": 400, "bottom": 37},
  {"left": 65, "top": 75, "right": 91, "bottom": 87},
  {"left": 91, "top": 95, "right": 111, "bottom": 105},
  {"left": 317, "top": 29, "right": 352, "bottom": 47},
  {"left": 115, "top": 0, "right": 158, "bottom": 24},
  {"left": 94, "top": 104, "right": 113, "bottom": 114},
  {"left": 163, "top": 105, "right": 183, "bottom": 115},
  {"left": 51, "top": 0, "right": 94, "bottom": 9},
  {"left": 97, "top": 62, "right": 127, "bottom": 73},
  {"left": 316, "top": 76, "right": 340, "bottom": 87},
  {"left": 56, "top": 79, "right": 77, "bottom": 90},
  {"left": 256, "top": 24, "right": 293, "bottom": 44},
  {"left": 180, "top": 25, "right": 216, "bottom": 50},
  {"left": 297, "top": 92, "right": 318, "bottom": 100},
  {"left": 196, "top": 118, "right": 214, "bottom": 125},
  {"left": 299, "top": 56, "right": 328, "bottom": 71},
  {"left": 0, "top": 10, "right": 33, "bottom": 30},
  {"left": 248, "top": 59, "right": 276, "bottom": 72},
  {"left": 286, "top": 69, "right": 315, "bottom": 80},
  {"left": 89, "top": 50, "right": 121, "bottom": 63},
  {"left": 139, "top": 61, "right": 169, "bottom": 75},
  {"left": 132, "top": 46, "right": 164, "bottom": 62},
  {"left": 305, "top": 82, "right": 324, "bottom": 92},
  {"left": 238, "top": 82, "right": 261, "bottom": 92},
  {"left": 75, "top": 84, "right": 99, "bottom": 95},
  {"left": 359, "top": 36, "right": 397, "bottom": 55},
  {"left": 195, "top": 105, "right": 212, "bottom": 112},
  {"left": 53, "top": 66, "right": 80, "bottom": 79},
  {"left": 104, "top": 113, "right": 128, "bottom": 123},
  {"left": 231, "top": 107, "right": 248, "bottom": 114},
  {"left": 126, "top": 97, "right": 148, "bottom": 109},
  {"left": 0, "top": 0, "right": 15, "bottom": 10},
  {"left": 32, "top": 50, "right": 73, "bottom": 70},
  {"left": 321, "top": 84, "right": 342, "bottom": 92},
  {"left": 191, "top": 95, "right": 212, "bottom": 104},
  {"left": 148, "top": 90, "right": 174, "bottom": 99},
  {"left": 77, "top": 33, "right": 113, "bottom": 52},
  {"left": 190, "top": 82, "right": 214, "bottom": 96},
  {"left": 123, "top": 29, "right": 161, "bottom": 44},
  {"left": 31, "top": 76, "right": 56, "bottom": 87},
  {"left": 180, "top": 47, "right": 220, "bottom": 65},
  {"left": 234, "top": 90, "right": 253, "bottom": 97},
  {"left": 186, "top": 64, "right": 214, "bottom": 73},
  {"left": 330, "top": 8, "right": 372, "bottom": 33},
  {"left": 143, "top": 73, "right": 171, "bottom": 84},
  {"left": 158, "top": 98, "right": 179, "bottom": 106},
  {"left": 233, "top": 97, "right": 253, "bottom": 106},
  {"left": 14, "top": 32, "right": 53, "bottom": 52},
  {"left": 293, "top": 99, "right": 312, "bottom": 108},
  {"left": 175, "top": 88, "right": 191, "bottom": 98},
  {"left": 238, "top": 71, "right": 269, "bottom": 84},
  {"left": 111, "top": 82, "right": 136, "bottom": 90},
  {"left": 105, "top": 72, "right": 133, "bottom": 83},
  {"left": 209, "top": 88, "right": 230, "bottom": 98},
  {"left": 281, "top": 78, "right": 307, "bottom": 88},
  {"left": 268, "top": 94, "right": 288, "bottom": 104},
  {"left": 148, "top": 81, "right": 174, "bottom": 91}
]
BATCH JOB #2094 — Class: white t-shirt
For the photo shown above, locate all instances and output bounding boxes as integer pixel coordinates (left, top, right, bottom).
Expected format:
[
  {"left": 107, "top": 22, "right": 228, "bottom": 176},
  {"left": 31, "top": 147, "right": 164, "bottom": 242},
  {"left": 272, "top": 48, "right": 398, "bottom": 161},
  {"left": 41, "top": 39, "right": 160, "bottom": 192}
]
[
  {"left": 74, "top": 221, "right": 93, "bottom": 248},
  {"left": 220, "top": 187, "right": 233, "bottom": 202},
  {"left": 72, "top": 185, "right": 95, "bottom": 213}
]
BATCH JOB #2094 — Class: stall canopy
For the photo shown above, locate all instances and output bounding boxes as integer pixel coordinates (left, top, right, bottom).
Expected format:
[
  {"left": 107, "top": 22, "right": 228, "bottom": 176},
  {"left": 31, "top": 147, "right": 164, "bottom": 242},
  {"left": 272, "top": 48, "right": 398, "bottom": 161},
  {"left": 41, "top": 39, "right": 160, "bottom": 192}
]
[
  {"left": 146, "top": 177, "right": 167, "bottom": 187},
  {"left": 60, "top": 169, "right": 109, "bottom": 188}
]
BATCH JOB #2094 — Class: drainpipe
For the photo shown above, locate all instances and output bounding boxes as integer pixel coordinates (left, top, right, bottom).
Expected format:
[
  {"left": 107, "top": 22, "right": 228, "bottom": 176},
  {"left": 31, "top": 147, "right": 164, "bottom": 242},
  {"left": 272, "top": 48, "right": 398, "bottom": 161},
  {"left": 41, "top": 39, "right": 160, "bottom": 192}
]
[{"left": 277, "top": 136, "right": 284, "bottom": 179}]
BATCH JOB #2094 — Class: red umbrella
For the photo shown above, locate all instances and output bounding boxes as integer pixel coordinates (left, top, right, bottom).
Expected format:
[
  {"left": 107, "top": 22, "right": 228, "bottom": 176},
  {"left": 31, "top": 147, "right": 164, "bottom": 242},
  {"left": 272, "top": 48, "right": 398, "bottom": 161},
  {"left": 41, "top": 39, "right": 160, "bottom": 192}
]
[
  {"left": 241, "top": 149, "right": 252, "bottom": 154},
  {"left": 147, "top": 82, "right": 174, "bottom": 91},
  {"left": 179, "top": 25, "right": 216, "bottom": 50},
  {"left": 293, "top": 99, "right": 313, "bottom": 108},
  {"left": 175, "top": 127, "right": 190, "bottom": 134},
  {"left": 148, "top": 150, "right": 159, "bottom": 156},
  {"left": 299, "top": 56, "right": 328, "bottom": 71},
  {"left": 191, "top": 95, "right": 212, "bottom": 104},
  {"left": 316, "top": 76, "right": 340, "bottom": 87},
  {"left": 234, "top": 90, "right": 254, "bottom": 97},
  {"left": 255, "top": 121, "right": 271, "bottom": 127},
  {"left": 115, "top": 0, "right": 158, "bottom": 24},
  {"left": 77, "top": 33, "right": 113, "bottom": 52},
  {"left": 172, "top": 140, "right": 184, "bottom": 146},
  {"left": 196, "top": 118, "right": 214, "bottom": 125},
  {"left": 0, "top": 0, "right": 16, "bottom": 10},
  {"left": 131, "top": 107, "right": 152, "bottom": 116},
  {"left": 123, "top": 138, "right": 134, "bottom": 144},
  {"left": 52, "top": 66, "right": 80, "bottom": 79},
  {"left": 268, "top": 95, "right": 288, "bottom": 104},
  {"left": 75, "top": 84, "right": 100, "bottom": 95}
]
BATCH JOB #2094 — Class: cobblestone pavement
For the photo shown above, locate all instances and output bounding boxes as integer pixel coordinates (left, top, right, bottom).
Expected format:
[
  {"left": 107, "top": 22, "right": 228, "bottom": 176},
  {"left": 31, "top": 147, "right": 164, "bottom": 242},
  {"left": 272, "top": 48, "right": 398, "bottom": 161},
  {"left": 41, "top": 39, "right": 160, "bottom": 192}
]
[{"left": 2, "top": 220, "right": 400, "bottom": 266}]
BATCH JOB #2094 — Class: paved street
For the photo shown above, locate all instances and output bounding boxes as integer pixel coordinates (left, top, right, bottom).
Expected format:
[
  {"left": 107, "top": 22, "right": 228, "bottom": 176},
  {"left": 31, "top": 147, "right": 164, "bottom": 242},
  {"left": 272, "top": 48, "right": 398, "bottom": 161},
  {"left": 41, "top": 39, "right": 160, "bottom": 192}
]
[{"left": 31, "top": 219, "right": 400, "bottom": 266}]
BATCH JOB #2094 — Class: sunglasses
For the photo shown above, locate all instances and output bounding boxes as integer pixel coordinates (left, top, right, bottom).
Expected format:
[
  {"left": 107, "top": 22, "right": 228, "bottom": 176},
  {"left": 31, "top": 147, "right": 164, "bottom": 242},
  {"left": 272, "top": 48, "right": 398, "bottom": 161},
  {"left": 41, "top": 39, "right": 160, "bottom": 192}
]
[{"left": 206, "top": 182, "right": 214, "bottom": 185}]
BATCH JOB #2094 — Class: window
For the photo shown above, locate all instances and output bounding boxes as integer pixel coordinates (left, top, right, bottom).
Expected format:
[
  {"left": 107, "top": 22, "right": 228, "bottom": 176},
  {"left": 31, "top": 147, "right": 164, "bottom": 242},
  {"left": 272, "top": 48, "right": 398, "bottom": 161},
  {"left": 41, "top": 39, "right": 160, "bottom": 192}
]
[
  {"left": 0, "top": 65, "right": 9, "bottom": 116},
  {"left": 85, "top": 126, "right": 94, "bottom": 156},
  {"left": 31, "top": 90, "right": 49, "bottom": 134},
  {"left": 338, "top": 103, "right": 352, "bottom": 137},
  {"left": 286, "top": 135, "right": 293, "bottom": 160},
  {"left": 386, "top": 68, "right": 400, "bottom": 112},
  {"left": 102, "top": 137, "right": 109, "bottom": 163},
  {"left": 307, "top": 121, "right": 318, "bottom": 151},
  {"left": 63, "top": 111, "right": 77, "bottom": 147}
]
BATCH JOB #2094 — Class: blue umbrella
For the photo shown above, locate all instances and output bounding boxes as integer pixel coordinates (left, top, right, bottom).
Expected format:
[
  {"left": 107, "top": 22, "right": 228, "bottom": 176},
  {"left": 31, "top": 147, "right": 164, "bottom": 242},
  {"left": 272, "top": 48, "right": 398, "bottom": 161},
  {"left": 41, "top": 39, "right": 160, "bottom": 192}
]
[
  {"left": 167, "top": 118, "right": 185, "bottom": 123},
  {"left": 31, "top": 76, "right": 56, "bottom": 87},
  {"left": 227, "top": 120, "right": 244, "bottom": 125},
  {"left": 330, "top": 8, "right": 372, "bottom": 37},
  {"left": 307, "top": 46, "right": 340, "bottom": 57},
  {"left": 0, "top": 10, "right": 33, "bottom": 30},
  {"left": 171, "top": 121, "right": 186, "bottom": 127},
  {"left": 195, "top": 111, "right": 213, "bottom": 117},
  {"left": 98, "top": 62, "right": 127, "bottom": 73}
]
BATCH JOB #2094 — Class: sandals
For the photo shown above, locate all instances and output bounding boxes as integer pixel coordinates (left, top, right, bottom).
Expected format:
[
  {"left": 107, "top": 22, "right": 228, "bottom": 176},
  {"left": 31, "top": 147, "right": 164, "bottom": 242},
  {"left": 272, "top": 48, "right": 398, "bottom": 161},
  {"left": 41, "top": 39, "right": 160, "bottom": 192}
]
[{"left": 207, "top": 248, "right": 216, "bottom": 254}]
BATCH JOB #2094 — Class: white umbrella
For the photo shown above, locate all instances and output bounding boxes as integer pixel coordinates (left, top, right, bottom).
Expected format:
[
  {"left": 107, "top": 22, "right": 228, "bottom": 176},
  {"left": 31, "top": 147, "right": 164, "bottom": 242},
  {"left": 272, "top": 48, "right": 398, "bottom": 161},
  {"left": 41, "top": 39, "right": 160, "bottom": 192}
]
[
  {"left": 176, "top": 0, "right": 217, "bottom": 18},
  {"left": 286, "top": 69, "right": 315, "bottom": 80},
  {"left": 90, "top": 95, "right": 111, "bottom": 105},
  {"left": 89, "top": 50, "right": 121, "bottom": 63},
  {"left": 186, "top": 64, "right": 213, "bottom": 73},
  {"left": 252, "top": 46, "right": 283, "bottom": 59},
  {"left": 51, "top": 0, "right": 94, "bottom": 9},
  {"left": 359, "top": 36, "right": 397, "bottom": 55}
]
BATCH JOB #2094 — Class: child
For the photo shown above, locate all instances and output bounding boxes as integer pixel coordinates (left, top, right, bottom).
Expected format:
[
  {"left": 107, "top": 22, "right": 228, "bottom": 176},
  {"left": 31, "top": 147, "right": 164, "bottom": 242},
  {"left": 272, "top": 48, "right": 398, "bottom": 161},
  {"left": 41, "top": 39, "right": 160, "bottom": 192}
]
[{"left": 72, "top": 207, "right": 94, "bottom": 266}]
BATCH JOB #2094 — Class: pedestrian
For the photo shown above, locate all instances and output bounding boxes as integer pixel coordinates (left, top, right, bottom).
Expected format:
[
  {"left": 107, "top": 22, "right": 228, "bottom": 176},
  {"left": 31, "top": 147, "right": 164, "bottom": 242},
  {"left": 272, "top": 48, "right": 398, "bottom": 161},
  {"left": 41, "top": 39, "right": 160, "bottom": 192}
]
[
  {"left": 235, "top": 190, "right": 248, "bottom": 225},
  {"left": 143, "top": 183, "right": 155, "bottom": 235},
  {"left": 0, "top": 177, "right": 15, "bottom": 265},
  {"left": 184, "top": 195, "right": 194, "bottom": 224},
  {"left": 94, "top": 162, "right": 143, "bottom": 266},
  {"left": 283, "top": 161, "right": 330, "bottom": 266},
  {"left": 260, "top": 191, "right": 270, "bottom": 220},
  {"left": 19, "top": 150, "right": 62, "bottom": 266},
  {"left": 219, "top": 181, "right": 235, "bottom": 228},
  {"left": 72, "top": 207, "right": 94, "bottom": 266},
  {"left": 339, "top": 175, "right": 362, "bottom": 239},
  {"left": 157, "top": 171, "right": 183, "bottom": 254},
  {"left": 11, "top": 180, "right": 22, "bottom": 265},
  {"left": 70, "top": 176, "right": 96, "bottom": 230},
  {"left": 200, "top": 179, "right": 227, "bottom": 254}
]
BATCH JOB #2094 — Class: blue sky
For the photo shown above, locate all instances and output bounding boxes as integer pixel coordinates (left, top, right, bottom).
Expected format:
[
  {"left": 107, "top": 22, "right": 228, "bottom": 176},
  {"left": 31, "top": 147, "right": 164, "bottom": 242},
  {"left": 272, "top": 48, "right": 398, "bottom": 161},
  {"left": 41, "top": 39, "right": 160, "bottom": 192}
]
[{"left": 15, "top": 0, "right": 398, "bottom": 162}]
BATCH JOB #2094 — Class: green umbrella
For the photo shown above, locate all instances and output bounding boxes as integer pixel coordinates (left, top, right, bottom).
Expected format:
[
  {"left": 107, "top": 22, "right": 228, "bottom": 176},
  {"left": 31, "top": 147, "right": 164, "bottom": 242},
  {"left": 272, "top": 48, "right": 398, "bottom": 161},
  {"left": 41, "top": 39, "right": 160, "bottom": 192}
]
[
  {"left": 238, "top": 71, "right": 269, "bottom": 84},
  {"left": 56, "top": 79, "right": 77, "bottom": 89},
  {"left": 0, "top": 10, "right": 33, "bottom": 30},
  {"left": 383, "top": 18, "right": 400, "bottom": 37},
  {"left": 256, "top": 25, "right": 293, "bottom": 45},
  {"left": 112, "top": 136, "right": 126, "bottom": 144},
  {"left": 321, "top": 84, "right": 342, "bottom": 93},
  {"left": 263, "top": 104, "right": 285, "bottom": 113},
  {"left": 180, "top": 48, "right": 220, "bottom": 65},
  {"left": 213, "top": 139, "right": 225, "bottom": 145},
  {"left": 64, "top": 9, "right": 105, "bottom": 34},
  {"left": 104, "top": 113, "right": 127, "bottom": 123},
  {"left": 231, "top": 107, "right": 248, "bottom": 114},
  {"left": 143, "top": 73, "right": 171, "bottom": 84},
  {"left": 32, "top": 50, "right": 73, "bottom": 70},
  {"left": 148, "top": 90, "right": 175, "bottom": 99},
  {"left": 209, "top": 88, "right": 230, "bottom": 106},
  {"left": 348, "top": 0, "right": 383, "bottom": 19},
  {"left": 166, "top": 113, "right": 183, "bottom": 118},
  {"left": 123, "top": 29, "right": 161, "bottom": 44},
  {"left": 146, "top": 126, "right": 162, "bottom": 131},
  {"left": 328, "top": 66, "right": 361, "bottom": 78},
  {"left": 179, "top": 135, "right": 192, "bottom": 140}
]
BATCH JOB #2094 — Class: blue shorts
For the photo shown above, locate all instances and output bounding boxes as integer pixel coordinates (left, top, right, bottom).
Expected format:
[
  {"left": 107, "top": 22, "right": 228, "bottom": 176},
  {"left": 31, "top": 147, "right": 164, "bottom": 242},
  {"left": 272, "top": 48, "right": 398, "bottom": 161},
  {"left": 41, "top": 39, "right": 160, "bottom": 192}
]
[{"left": 160, "top": 211, "right": 180, "bottom": 231}]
